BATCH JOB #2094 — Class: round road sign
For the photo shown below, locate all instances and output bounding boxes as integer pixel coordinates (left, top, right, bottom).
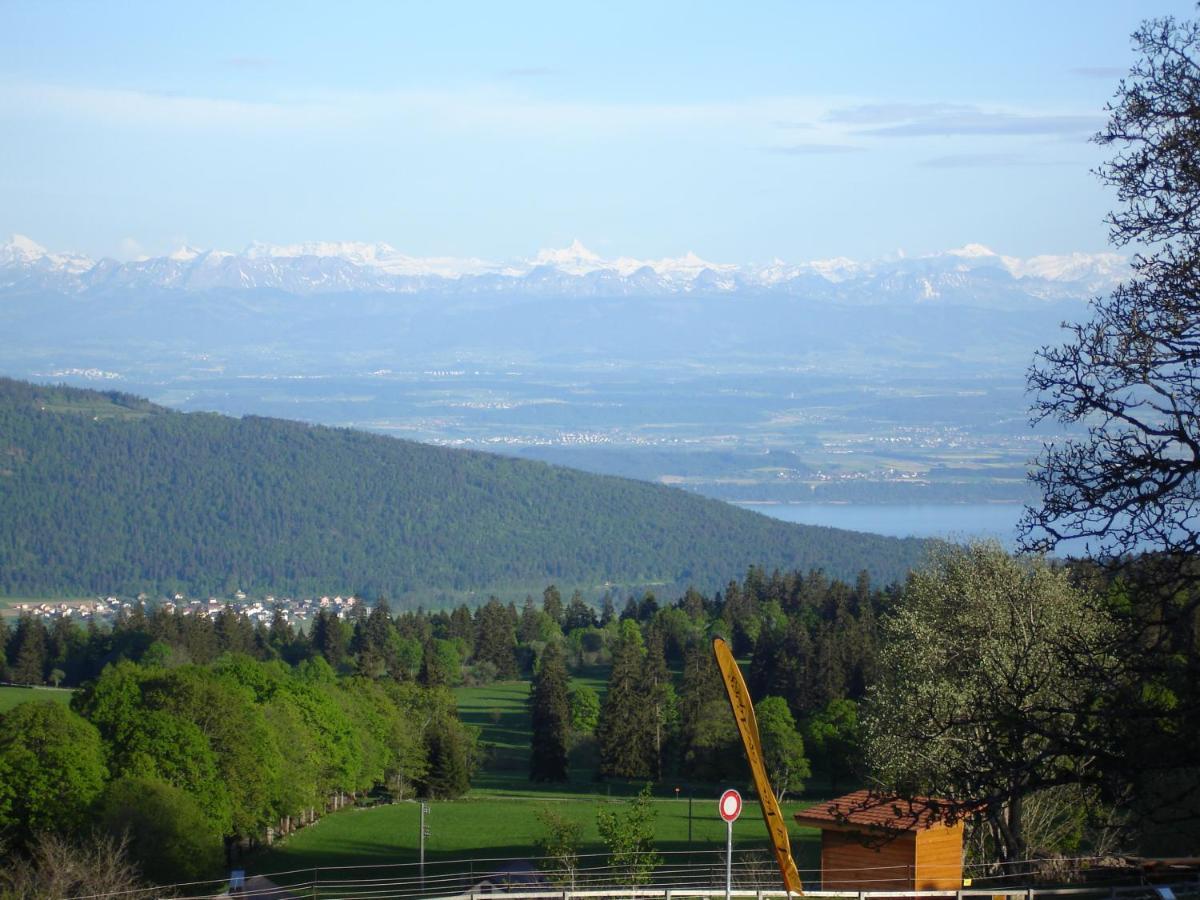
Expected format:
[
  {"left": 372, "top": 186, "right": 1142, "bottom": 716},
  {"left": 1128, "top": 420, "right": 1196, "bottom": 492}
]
[{"left": 718, "top": 788, "right": 742, "bottom": 823}]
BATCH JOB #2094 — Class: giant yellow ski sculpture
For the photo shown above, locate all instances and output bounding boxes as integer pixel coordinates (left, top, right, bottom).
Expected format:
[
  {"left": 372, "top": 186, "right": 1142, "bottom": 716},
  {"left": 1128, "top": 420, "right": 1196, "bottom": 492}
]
[{"left": 712, "top": 637, "right": 805, "bottom": 895}]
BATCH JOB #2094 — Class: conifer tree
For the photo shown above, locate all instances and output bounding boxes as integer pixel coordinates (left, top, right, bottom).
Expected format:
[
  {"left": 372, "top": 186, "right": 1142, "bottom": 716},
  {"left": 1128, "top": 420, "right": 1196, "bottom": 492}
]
[
  {"left": 599, "top": 594, "right": 616, "bottom": 627},
  {"left": 529, "top": 641, "right": 570, "bottom": 781},
  {"left": 619, "top": 596, "right": 639, "bottom": 621},
  {"left": 474, "top": 598, "right": 518, "bottom": 678},
  {"left": 0, "top": 615, "right": 9, "bottom": 681},
  {"left": 641, "top": 628, "right": 674, "bottom": 778},
  {"left": 519, "top": 595, "right": 542, "bottom": 644},
  {"left": 681, "top": 587, "right": 706, "bottom": 621},
  {"left": 214, "top": 606, "right": 254, "bottom": 655},
  {"left": 311, "top": 609, "right": 350, "bottom": 668},
  {"left": 563, "top": 591, "right": 595, "bottom": 631},
  {"left": 448, "top": 604, "right": 475, "bottom": 654},
  {"left": 419, "top": 639, "right": 449, "bottom": 687},
  {"left": 424, "top": 719, "right": 471, "bottom": 799},
  {"left": 598, "top": 621, "right": 654, "bottom": 778},
  {"left": 10, "top": 614, "right": 46, "bottom": 685},
  {"left": 542, "top": 585, "right": 564, "bottom": 626},
  {"left": 354, "top": 600, "right": 396, "bottom": 677},
  {"left": 267, "top": 607, "right": 294, "bottom": 656}
]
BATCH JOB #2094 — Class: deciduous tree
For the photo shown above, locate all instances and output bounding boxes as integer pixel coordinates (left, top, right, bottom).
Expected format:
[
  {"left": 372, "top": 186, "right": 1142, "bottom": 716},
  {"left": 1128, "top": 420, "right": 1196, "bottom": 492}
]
[
  {"left": 861, "top": 543, "right": 1119, "bottom": 863},
  {"left": 1022, "top": 11, "right": 1200, "bottom": 844},
  {"left": 98, "top": 775, "right": 223, "bottom": 884},
  {"left": 535, "top": 805, "right": 583, "bottom": 887},
  {"left": 755, "top": 696, "right": 810, "bottom": 802},
  {"left": 1024, "top": 13, "right": 1200, "bottom": 565},
  {"left": 0, "top": 701, "right": 107, "bottom": 843},
  {"left": 596, "top": 785, "right": 662, "bottom": 886}
]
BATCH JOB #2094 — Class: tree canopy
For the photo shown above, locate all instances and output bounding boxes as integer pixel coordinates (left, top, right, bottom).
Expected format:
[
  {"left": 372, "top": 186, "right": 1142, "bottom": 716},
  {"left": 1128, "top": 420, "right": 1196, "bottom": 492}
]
[
  {"left": 0, "top": 378, "right": 927, "bottom": 600},
  {"left": 1021, "top": 10, "right": 1200, "bottom": 847},
  {"left": 1024, "top": 13, "right": 1200, "bottom": 564},
  {"left": 861, "top": 543, "right": 1119, "bottom": 863}
]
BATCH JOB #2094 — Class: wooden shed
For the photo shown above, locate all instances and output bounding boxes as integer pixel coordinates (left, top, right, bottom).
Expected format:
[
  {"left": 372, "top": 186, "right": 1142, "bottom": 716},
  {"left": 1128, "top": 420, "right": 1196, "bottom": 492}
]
[{"left": 794, "top": 790, "right": 964, "bottom": 892}]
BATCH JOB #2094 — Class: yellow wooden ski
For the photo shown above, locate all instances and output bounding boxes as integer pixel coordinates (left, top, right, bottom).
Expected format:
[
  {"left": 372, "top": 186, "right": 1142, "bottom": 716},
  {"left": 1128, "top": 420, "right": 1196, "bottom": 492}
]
[{"left": 712, "top": 637, "right": 805, "bottom": 895}]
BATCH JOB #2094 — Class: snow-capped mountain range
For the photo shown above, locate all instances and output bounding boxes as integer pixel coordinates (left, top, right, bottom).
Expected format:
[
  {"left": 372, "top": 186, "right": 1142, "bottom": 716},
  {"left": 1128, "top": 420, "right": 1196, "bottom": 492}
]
[{"left": 0, "top": 234, "right": 1128, "bottom": 302}]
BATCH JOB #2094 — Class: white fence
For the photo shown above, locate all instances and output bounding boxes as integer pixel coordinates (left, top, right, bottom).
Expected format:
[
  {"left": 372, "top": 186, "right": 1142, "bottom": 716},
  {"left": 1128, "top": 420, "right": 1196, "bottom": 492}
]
[
  {"left": 81, "top": 852, "right": 1198, "bottom": 900},
  {"left": 206, "top": 881, "right": 1200, "bottom": 900}
]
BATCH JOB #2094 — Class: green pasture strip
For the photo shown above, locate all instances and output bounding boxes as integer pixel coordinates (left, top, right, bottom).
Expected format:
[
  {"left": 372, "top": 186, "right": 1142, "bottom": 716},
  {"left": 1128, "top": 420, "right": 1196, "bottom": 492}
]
[
  {"left": 247, "top": 795, "right": 824, "bottom": 884},
  {"left": 0, "top": 684, "right": 75, "bottom": 712},
  {"left": 454, "top": 668, "right": 612, "bottom": 796}
]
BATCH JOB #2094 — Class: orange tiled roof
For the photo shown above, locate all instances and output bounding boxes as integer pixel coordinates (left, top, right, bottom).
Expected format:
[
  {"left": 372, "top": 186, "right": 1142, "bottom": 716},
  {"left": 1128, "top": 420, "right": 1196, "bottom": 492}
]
[{"left": 794, "top": 790, "right": 951, "bottom": 833}]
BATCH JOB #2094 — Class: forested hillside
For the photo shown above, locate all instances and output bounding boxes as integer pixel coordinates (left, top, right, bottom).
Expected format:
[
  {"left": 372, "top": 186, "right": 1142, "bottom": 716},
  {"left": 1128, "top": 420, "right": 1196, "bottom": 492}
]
[{"left": 0, "top": 378, "right": 927, "bottom": 599}]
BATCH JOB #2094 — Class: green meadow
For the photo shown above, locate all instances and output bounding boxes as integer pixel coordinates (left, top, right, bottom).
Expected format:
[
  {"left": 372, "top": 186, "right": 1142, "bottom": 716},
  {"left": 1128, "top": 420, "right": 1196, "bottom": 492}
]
[
  {"left": 248, "top": 675, "right": 828, "bottom": 886},
  {"left": 248, "top": 793, "right": 825, "bottom": 887},
  {"left": 0, "top": 685, "right": 74, "bottom": 713}
]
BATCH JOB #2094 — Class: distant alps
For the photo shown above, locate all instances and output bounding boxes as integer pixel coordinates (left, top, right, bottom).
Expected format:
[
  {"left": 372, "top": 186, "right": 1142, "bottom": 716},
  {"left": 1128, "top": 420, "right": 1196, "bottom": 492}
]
[{"left": 0, "top": 234, "right": 1128, "bottom": 305}]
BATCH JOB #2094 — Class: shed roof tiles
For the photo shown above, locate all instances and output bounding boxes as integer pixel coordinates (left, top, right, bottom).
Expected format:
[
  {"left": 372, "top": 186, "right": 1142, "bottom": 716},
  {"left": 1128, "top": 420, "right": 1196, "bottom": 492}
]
[{"left": 794, "top": 790, "right": 951, "bottom": 833}]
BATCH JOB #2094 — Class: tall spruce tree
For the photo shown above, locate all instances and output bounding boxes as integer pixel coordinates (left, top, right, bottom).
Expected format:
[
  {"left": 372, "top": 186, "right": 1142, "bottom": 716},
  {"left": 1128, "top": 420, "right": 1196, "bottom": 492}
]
[
  {"left": 529, "top": 641, "right": 570, "bottom": 781},
  {"left": 641, "top": 628, "right": 674, "bottom": 779},
  {"left": 424, "top": 719, "right": 471, "bottom": 799},
  {"left": 597, "top": 621, "right": 654, "bottom": 778},
  {"left": 563, "top": 591, "right": 595, "bottom": 631},
  {"left": 10, "top": 615, "right": 46, "bottom": 685},
  {"left": 542, "top": 585, "right": 564, "bottom": 626},
  {"left": 0, "top": 615, "right": 9, "bottom": 681},
  {"left": 474, "top": 598, "right": 518, "bottom": 678},
  {"left": 448, "top": 605, "right": 475, "bottom": 654},
  {"left": 419, "top": 639, "right": 449, "bottom": 687}
]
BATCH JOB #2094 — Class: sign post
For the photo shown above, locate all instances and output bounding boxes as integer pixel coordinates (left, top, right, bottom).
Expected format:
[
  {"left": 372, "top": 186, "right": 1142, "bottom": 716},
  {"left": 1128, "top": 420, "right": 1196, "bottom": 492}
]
[
  {"left": 420, "top": 801, "right": 430, "bottom": 892},
  {"left": 719, "top": 789, "right": 743, "bottom": 900}
]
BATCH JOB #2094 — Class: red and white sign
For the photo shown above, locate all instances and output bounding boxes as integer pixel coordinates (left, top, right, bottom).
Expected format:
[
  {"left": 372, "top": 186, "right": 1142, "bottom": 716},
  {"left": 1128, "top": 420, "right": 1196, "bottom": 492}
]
[{"left": 718, "top": 789, "right": 742, "bottom": 823}]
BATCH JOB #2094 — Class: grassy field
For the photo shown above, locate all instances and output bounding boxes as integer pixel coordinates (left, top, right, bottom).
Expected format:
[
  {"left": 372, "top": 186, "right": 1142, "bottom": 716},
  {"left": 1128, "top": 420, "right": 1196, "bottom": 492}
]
[
  {"left": 248, "top": 793, "right": 825, "bottom": 885},
  {"left": 0, "top": 684, "right": 74, "bottom": 712},
  {"left": 249, "top": 670, "right": 830, "bottom": 887},
  {"left": 455, "top": 670, "right": 612, "bottom": 796}
]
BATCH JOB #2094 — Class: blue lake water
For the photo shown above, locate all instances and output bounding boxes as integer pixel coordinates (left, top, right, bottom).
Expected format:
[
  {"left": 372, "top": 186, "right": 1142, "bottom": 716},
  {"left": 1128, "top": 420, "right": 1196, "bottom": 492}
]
[{"left": 737, "top": 502, "right": 1025, "bottom": 546}]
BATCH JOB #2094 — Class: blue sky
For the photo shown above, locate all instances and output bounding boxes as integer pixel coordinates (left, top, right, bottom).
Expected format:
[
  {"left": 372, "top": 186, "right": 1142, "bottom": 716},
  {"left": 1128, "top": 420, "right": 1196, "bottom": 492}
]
[{"left": 0, "top": 1, "right": 1191, "bottom": 263}]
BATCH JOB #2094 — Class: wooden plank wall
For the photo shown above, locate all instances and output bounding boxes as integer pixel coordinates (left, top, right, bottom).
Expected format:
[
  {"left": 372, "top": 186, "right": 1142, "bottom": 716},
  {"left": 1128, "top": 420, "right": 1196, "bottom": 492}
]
[
  {"left": 914, "top": 821, "right": 964, "bottom": 890},
  {"left": 820, "top": 831, "right": 917, "bottom": 890}
]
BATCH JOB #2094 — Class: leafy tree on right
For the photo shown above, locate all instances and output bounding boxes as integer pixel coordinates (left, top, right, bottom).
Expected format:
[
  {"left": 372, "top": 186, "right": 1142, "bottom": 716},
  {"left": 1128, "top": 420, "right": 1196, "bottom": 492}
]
[
  {"left": 1022, "top": 11, "right": 1200, "bottom": 844},
  {"left": 861, "top": 543, "right": 1120, "bottom": 865},
  {"left": 1024, "top": 13, "right": 1200, "bottom": 565}
]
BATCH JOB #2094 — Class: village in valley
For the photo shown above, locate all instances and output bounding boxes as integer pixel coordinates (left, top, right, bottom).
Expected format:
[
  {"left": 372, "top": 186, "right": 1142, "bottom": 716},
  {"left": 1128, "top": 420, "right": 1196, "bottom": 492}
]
[{"left": 3, "top": 592, "right": 362, "bottom": 627}]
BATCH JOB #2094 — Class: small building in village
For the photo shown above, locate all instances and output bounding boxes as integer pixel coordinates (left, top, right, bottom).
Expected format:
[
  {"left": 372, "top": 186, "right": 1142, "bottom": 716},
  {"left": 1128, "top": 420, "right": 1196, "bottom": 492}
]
[{"left": 794, "top": 790, "right": 965, "bottom": 891}]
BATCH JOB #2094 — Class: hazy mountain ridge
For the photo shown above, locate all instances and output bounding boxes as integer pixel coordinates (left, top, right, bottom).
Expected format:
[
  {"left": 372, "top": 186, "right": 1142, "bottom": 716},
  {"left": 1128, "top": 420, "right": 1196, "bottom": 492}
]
[
  {"left": 1, "top": 234, "right": 1127, "bottom": 305},
  {"left": 0, "top": 378, "right": 929, "bottom": 600}
]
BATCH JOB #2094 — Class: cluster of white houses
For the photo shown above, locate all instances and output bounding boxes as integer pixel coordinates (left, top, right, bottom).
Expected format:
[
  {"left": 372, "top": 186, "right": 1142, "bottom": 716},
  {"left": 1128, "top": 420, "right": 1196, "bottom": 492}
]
[{"left": 7, "top": 593, "right": 362, "bottom": 627}]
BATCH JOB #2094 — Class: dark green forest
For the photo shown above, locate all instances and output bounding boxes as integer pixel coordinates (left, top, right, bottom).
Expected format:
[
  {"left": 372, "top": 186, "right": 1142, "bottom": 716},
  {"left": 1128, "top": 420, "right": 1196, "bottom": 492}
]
[
  {"left": 0, "top": 563, "right": 890, "bottom": 888},
  {"left": 0, "top": 378, "right": 927, "bottom": 600},
  {"left": 4, "top": 550, "right": 1196, "bottom": 888}
]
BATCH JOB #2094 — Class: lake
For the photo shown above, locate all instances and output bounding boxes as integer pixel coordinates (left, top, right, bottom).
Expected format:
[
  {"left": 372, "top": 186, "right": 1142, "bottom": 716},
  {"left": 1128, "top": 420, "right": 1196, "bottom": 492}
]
[{"left": 739, "top": 502, "right": 1025, "bottom": 546}]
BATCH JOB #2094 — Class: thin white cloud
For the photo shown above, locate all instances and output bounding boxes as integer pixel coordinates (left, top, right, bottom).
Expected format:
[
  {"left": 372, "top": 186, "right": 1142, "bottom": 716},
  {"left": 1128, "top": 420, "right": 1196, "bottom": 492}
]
[
  {"left": 918, "top": 152, "right": 1077, "bottom": 169},
  {"left": 766, "top": 143, "right": 865, "bottom": 155},
  {"left": 0, "top": 81, "right": 1106, "bottom": 151},
  {"left": 826, "top": 102, "right": 975, "bottom": 125},
  {"left": 827, "top": 101, "right": 1102, "bottom": 138},
  {"left": 0, "top": 82, "right": 339, "bottom": 131},
  {"left": 0, "top": 80, "right": 835, "bottom": 139}
]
